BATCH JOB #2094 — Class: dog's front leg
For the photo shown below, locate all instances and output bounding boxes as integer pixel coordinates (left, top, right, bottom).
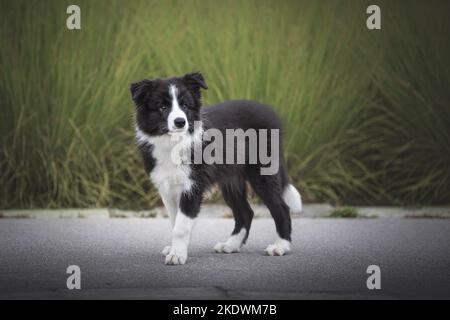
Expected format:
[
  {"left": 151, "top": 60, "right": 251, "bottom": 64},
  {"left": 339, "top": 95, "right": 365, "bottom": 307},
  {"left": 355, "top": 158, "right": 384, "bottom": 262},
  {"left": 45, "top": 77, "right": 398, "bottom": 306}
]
[
  {"left": 165, "top": 190, "right": 202, "bottom": 265},
  {"left": 159, "top": 186, "right": 180, "bottom": 256},
  {"left": 160, "top": 192, "right": 178, "bottom": 255},
  {"left": 164, "top": 211, "right": 195, "bottom": 265}
]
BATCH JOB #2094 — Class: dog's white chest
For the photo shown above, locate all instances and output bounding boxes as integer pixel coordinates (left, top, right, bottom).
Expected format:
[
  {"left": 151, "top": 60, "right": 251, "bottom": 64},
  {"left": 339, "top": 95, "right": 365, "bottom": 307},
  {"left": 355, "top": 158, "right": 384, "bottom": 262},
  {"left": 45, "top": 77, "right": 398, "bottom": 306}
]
[
  {"left": 135, "top": 128, "right": 199, "bottom": 197},
  {"left": 150, "top": 157, "right": 192, "bottom": 193},
  {"left": 149, "top": 136, "right": 193, "bottom": 194}
]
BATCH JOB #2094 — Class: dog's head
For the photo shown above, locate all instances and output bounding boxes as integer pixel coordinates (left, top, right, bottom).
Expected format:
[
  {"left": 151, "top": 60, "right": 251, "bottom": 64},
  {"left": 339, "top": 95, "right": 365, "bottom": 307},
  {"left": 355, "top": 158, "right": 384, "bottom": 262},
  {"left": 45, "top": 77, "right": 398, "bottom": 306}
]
[{"left": 130, "top": 72, "right": 207, "bottom": 136}]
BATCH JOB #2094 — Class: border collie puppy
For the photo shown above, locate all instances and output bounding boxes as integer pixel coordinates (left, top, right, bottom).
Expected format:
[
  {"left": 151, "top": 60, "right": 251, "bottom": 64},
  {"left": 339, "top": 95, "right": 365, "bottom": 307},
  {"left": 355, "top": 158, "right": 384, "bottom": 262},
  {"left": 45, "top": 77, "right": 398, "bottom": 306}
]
[{"left": 130, "top": 72, "right": 302, "bottom": 265}]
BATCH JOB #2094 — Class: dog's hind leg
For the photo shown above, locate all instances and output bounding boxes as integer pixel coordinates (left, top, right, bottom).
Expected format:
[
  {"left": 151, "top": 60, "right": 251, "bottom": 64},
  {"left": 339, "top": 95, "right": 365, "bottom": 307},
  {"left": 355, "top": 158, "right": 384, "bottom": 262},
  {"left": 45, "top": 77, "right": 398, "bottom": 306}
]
[
  {"left": 248, "top": 174, "right": 292, "bottom": 256},
  {"left": 214, "top": 180, "right": 254, "bottom": 253}
]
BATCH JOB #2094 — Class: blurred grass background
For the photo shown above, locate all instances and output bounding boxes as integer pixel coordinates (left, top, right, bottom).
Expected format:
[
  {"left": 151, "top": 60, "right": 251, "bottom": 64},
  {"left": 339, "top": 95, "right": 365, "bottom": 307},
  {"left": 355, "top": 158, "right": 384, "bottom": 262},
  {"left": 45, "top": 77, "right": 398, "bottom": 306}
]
[{"left": 0, "top": 0, "right": 449, "bottom": 209}]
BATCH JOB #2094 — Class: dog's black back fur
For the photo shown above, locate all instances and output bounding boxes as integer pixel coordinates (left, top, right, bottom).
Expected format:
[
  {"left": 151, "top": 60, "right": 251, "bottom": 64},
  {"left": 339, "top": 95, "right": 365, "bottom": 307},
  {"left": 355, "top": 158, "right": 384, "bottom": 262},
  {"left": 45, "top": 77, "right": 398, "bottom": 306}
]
[{"left": 196, "top": 101, "right": 291, "bottom": 241}]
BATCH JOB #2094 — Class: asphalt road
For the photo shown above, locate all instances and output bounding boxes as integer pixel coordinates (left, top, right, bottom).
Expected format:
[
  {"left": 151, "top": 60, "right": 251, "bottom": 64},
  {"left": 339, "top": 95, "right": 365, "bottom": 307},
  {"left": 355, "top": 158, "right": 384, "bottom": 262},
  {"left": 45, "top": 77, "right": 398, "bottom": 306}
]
[{"left": 0, "top": 218, "right": 449, "bottom": 299}]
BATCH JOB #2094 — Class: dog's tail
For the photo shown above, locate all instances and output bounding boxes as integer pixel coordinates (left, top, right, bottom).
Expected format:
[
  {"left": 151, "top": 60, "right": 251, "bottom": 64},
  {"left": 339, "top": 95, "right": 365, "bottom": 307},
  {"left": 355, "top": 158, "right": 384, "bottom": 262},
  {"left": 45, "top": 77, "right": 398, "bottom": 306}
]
[{"left": 282, "top": 184, "right": 303, "bottom": 214}]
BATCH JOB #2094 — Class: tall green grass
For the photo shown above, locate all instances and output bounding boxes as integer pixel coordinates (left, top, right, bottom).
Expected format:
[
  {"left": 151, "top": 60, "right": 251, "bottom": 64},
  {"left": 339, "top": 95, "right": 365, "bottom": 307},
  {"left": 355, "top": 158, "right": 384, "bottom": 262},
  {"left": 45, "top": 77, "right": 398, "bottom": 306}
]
[
  {"left": 0, "top": 0, "right": 449, "bottom": 209},
  {"left": 363, "top": 0, "right": 450, "bottom": 204}
]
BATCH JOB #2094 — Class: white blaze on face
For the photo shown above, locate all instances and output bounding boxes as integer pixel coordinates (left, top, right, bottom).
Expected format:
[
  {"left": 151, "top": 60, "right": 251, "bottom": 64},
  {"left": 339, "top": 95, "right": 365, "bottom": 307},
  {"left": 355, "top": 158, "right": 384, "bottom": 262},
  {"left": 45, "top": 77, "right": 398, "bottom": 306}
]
[{"left": 168, "top": 84, "right": 188, "bottom": 132}]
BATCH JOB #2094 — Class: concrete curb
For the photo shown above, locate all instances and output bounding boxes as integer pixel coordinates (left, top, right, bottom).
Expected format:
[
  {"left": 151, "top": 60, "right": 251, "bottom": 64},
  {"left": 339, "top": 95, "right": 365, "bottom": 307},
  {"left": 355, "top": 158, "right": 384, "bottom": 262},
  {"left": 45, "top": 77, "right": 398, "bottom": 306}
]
[{"left": 1, "top": 204, "right": 450, "bottom": 219}]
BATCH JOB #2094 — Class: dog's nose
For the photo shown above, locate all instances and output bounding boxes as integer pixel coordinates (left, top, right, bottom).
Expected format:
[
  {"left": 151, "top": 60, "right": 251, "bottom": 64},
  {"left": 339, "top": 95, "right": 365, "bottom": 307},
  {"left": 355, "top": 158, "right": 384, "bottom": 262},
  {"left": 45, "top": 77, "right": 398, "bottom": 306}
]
[{"left": 174, "top": 118, "right": 186, "bottom": 128}]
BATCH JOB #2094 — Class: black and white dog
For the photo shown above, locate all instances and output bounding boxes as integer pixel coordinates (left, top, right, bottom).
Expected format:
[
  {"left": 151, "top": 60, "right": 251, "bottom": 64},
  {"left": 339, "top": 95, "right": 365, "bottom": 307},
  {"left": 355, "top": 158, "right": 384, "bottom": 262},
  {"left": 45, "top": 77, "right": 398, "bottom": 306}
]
[{"left": 130, "top": 72, "right": 302, "bottom": 265}]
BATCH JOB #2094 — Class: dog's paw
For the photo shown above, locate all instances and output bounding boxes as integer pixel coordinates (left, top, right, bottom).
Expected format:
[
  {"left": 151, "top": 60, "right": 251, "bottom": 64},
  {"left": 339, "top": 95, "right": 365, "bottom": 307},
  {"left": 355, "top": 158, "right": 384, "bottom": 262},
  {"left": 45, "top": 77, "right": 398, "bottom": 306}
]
[
  {"left": 165, "top": 248, "right": 187, "bottom": 265},
  {"left": 161, "top": 246, "right": 171, "bottom": 256},
  {"left": 165, "top": 253, "right": 187, "bottom": 265},
  {"left": 214, "top": 241, "right": 240, "bottom": 253},
  {"left": 214, "top": 229, "right": 246, "bottom": 254},
  {"left": 265, "top": 239, "right": 291, "bottom": 256}
]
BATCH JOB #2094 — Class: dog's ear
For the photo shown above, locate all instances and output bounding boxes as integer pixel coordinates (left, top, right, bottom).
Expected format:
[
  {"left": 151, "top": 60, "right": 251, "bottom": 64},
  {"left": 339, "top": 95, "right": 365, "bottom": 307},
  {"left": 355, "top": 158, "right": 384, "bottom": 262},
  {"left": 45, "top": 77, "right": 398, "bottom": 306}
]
[
  {"left": 183, "top": 72, "right": 208, "bottom": 93},
  {"left": 130, "top": 79, "right": 153, "bottom": 107}
]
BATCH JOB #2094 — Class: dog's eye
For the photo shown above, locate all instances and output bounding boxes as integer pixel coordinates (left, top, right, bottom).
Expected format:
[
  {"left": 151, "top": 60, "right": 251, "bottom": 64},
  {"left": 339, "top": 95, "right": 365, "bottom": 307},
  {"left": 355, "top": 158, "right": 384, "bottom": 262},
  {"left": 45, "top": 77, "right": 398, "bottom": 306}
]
[
  {"left": 159, "top": 106, "right": 167, "bottom": 111},
  {"left": 181, "top": 104, "right": 188, "bottom": 110}
]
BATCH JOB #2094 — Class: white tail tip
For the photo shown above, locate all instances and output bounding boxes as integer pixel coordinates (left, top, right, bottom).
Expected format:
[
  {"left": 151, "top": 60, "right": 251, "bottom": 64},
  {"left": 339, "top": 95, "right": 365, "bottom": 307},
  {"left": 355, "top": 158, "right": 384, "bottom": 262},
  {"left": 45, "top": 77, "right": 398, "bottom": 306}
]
[{"left": 282, "top": 184, "right": 302, "bottom": 214}]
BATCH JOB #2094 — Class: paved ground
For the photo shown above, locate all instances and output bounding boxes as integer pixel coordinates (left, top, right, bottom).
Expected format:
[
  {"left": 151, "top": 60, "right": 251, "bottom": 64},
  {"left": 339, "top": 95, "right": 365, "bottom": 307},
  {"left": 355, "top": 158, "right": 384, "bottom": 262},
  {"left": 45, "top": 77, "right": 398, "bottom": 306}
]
[{"left": 0, "top": 218, "right": 449, "bottom": 299}]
